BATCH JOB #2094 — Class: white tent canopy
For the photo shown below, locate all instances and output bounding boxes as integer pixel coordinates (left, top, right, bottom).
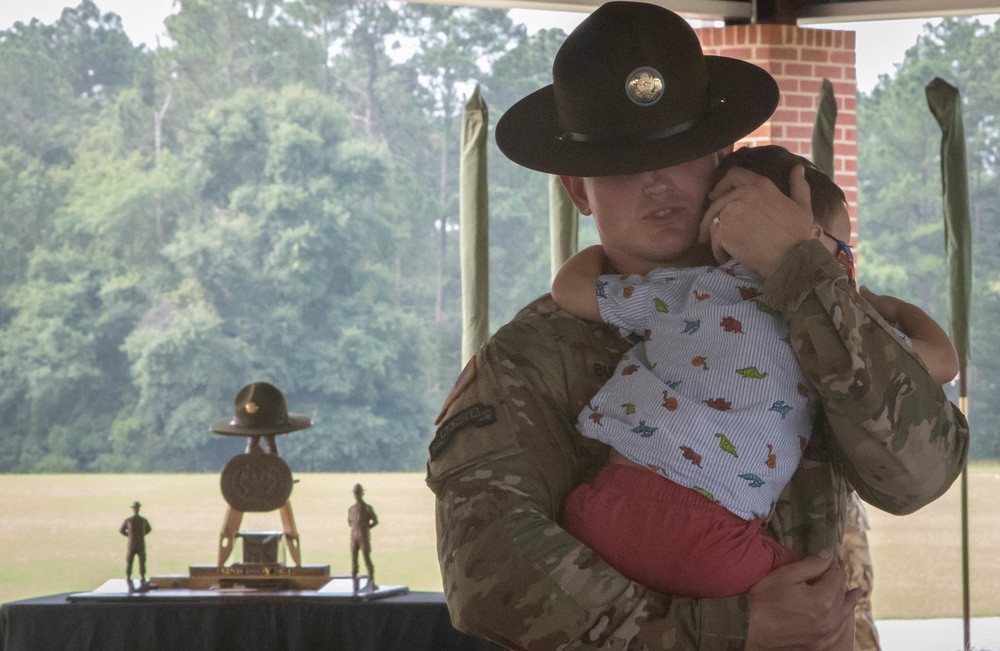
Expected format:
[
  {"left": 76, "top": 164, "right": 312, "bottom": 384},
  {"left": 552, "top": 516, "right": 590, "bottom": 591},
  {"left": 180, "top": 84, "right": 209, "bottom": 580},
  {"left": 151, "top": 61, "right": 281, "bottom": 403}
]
[{"left": 409, "top": 0, "right": 999, "bottom": 24}]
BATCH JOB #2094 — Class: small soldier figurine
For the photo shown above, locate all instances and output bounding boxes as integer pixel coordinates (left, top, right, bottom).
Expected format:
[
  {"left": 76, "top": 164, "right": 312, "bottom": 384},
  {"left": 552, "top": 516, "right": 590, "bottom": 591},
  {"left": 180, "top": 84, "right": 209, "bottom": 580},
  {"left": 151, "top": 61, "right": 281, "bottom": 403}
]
[
  {"left": 348, "top": 484, "right": 378, "bottom": 593},
  {"left": 120, "top": 501, "right": 152, "bottom": 591}
]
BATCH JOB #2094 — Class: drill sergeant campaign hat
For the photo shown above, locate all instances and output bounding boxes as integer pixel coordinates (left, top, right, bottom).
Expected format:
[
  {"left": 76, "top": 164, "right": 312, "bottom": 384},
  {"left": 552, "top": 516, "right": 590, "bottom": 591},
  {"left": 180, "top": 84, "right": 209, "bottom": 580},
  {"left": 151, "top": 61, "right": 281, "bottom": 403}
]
[
  {"left": 211, "top": 381, "right": 312, "bottom": 436},
  {"left": 495, "top": 1, "right": 780, "bottom": 177}
]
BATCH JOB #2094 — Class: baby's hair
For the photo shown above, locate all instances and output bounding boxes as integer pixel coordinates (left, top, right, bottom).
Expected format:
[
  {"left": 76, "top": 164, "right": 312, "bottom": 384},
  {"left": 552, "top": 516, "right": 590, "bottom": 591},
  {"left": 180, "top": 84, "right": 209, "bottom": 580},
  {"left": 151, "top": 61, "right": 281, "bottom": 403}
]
[{"left": 711, "top": 145, "right": 846, "bottom": 231}]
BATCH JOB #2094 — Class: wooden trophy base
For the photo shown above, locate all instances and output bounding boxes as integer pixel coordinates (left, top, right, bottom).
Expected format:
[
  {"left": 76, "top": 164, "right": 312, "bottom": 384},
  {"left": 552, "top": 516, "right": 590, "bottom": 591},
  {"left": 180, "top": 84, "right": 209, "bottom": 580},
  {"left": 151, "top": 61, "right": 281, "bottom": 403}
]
[{"left": 154, "top": 563, "right": 332, "bottom": 590}]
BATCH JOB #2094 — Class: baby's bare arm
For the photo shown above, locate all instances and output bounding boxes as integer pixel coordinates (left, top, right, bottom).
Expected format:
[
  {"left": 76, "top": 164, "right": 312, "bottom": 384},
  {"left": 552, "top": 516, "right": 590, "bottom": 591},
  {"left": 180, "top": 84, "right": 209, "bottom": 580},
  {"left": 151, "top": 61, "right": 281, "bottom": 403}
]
[
  {"left": 551, "top": 245, "right": 605, "bottom": 321},
  {"left": 860, "top": 286, "right": 959, "bottom": 384}
]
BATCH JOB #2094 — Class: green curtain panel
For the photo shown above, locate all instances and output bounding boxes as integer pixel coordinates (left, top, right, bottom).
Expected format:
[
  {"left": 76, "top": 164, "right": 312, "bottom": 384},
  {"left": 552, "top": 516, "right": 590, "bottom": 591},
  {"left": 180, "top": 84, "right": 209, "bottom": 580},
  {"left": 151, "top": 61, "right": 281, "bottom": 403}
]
[
  {"left": 549, "top": 175, "right": 578, "bottom": 280},
  {"left": 811, "top": 78, "right": 837, "bottom": 179},
  {"left": 459, "top": 85, "right": 490, "bottom": 363},
  {"left": 926, "top": 77, "right": 972, "bottom": 371},
  {"left": 926, "top": 76, "right": 973, "bottom": 651}
]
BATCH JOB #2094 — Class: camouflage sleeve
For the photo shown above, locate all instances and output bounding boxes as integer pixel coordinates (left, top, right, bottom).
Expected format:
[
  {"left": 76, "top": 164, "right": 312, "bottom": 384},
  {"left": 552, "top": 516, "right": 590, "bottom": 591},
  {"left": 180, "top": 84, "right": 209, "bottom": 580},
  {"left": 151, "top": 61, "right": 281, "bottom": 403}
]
[
  {"left": 764, "top": 238, "right": 970, "bottom": 515},
  {"left": 844, "top": 491, "right": 870, "bottom": 534},
  {"left": 427, "top": 301, "right": 748, "bottom": 650}
]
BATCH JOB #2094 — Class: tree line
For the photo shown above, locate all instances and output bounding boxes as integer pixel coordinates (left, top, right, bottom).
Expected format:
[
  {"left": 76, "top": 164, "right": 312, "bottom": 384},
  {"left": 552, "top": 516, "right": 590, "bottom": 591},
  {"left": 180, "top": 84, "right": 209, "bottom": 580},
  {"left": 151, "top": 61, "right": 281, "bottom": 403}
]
[
  {"left": 0, "top": 2, "right": 996, "bottom": 472},
  {"left": 857, "top": 17, "right": 1000, "bottom": 460}
]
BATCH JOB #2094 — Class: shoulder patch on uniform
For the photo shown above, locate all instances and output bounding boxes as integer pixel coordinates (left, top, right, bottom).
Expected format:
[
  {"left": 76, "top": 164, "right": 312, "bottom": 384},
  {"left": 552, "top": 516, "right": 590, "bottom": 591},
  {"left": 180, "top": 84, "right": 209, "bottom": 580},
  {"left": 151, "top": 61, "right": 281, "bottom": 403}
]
[
  {"left": 436, "top": 356, "right": 477, "bottom": 425},
  {"left": 429, "top": 403, "right": 497, "bottom": 460}
]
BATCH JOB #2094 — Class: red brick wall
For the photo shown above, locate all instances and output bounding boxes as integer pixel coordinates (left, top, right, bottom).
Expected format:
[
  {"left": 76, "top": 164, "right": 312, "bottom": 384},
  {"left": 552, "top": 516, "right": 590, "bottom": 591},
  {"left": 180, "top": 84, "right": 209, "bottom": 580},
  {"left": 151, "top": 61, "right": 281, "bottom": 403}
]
[{"left": 697, "top": 25, "right": 858, "bottom": 245}]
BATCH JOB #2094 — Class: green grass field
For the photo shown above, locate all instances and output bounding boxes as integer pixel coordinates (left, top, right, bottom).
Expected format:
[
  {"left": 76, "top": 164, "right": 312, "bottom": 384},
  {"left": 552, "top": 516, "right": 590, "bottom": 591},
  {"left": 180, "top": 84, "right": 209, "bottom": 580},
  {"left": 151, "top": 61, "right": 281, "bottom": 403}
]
[{"left": 1, "top": 467, "right": 998, "bottom": 619}]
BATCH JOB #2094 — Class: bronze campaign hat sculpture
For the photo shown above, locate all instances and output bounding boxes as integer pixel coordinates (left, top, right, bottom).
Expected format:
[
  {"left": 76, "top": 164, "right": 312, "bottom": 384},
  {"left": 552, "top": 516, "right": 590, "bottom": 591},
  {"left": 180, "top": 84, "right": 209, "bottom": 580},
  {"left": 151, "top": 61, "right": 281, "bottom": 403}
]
[{"left": 211, "top": 381, "right": 311, "bottom": 436}]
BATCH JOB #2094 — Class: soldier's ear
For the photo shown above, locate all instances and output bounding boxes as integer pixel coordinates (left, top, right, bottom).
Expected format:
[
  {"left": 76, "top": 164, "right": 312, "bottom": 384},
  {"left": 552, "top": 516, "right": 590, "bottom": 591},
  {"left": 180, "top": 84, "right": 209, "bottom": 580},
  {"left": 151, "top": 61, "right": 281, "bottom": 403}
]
[{"left": 561, "top": 176, "right": 592, "bottom": 216}]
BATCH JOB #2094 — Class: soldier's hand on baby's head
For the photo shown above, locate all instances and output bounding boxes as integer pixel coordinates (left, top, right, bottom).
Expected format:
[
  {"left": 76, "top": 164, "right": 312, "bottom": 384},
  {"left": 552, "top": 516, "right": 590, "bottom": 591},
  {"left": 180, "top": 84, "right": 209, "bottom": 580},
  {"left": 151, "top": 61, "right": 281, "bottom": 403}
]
[{"left": 702, "top": 165, "right": 819, "bottom": 277}]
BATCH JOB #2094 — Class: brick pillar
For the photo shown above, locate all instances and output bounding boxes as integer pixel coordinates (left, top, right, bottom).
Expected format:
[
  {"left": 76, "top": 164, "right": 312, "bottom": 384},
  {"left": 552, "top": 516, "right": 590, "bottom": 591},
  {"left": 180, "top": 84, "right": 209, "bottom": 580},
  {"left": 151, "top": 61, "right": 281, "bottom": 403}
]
[{"left": 696, "top": 25, "right": 859, "bottom": 246}]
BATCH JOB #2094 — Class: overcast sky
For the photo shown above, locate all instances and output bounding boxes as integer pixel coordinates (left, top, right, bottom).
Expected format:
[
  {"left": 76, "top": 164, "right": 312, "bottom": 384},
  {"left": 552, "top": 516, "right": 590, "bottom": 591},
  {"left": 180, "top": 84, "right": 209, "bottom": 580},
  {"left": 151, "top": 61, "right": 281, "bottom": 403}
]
[{"left": 0, "top": 1, "right": 987, "bottom": 93}]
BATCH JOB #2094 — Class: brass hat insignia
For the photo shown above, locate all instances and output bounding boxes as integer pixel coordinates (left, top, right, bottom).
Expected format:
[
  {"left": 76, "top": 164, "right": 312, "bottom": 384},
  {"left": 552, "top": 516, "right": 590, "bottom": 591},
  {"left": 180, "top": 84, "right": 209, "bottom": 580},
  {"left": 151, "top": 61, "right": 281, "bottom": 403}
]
[
  {"left": 245, "top": 402, "right": 259, "bottom": 414},
  {"left": 626, "top": 67, "right": 664, "bottom": 106}
]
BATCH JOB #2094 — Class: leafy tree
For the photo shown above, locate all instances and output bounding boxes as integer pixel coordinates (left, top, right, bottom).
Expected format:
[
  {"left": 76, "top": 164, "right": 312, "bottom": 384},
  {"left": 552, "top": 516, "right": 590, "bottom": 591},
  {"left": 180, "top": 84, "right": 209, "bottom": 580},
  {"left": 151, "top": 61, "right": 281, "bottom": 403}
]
[
  {"left": 164, "top": 0, "right": 323, "bottom": 95},
  {"left": 287, "top": 0, "right": 407, "bottom": 136},
  {"left": 49, "top": 1, "right": 146, "bottom": 100},
  {"left": 157, "top": 0, "right": 326, "bottom": 148},
  {"left": 389, "top": 6, "right": 527, "bottom": 322},
  {"left": 0, "top": 23, "right": 77, "bottom": 163},
  {"left": 0, "top": 1, "right": 146, "bottom": 163},
  {"left": 123, "top": 86, "right": 434, "bottom": 470},
  {"left": 0, "top": 94, "right": 191, "bottom": 471},
  {"left": 0, "top": 0, "right": 573, "bottom": 472},
  {"left": 484, "top": 27, "right": 574, "bottom": 327},
  {"left": 0, "top": 147, "right": 67, "bottom": 316}
]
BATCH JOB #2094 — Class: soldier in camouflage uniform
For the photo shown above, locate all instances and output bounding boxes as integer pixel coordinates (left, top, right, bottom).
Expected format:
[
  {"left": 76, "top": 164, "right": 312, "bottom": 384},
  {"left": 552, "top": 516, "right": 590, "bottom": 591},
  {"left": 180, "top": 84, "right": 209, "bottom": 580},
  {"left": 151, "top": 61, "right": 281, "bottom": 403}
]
[
  {"left": 842, "top": 492, "right": 881, "bottom": 651},
  {"left": 426, "top": 3, "right": 969, "bottom": 649}
]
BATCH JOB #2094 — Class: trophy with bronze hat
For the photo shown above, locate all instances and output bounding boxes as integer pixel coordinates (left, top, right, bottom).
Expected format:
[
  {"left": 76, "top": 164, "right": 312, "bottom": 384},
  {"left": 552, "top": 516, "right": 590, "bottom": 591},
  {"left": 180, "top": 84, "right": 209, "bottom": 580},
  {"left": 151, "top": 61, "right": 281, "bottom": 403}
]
[{"left": 155, "top": 382, "right": 331, "bottom": 590}]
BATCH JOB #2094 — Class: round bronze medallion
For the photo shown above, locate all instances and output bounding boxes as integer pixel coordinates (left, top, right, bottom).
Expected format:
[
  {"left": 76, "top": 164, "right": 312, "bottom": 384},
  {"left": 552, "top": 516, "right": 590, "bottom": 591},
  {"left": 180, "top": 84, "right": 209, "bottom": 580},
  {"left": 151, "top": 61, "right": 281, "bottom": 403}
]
[
  {"left": 626, "top": 67, "right": 664, "bottom": 106},
  {"left": 221, "top": 448, "right": 293, "bottom": 512}
]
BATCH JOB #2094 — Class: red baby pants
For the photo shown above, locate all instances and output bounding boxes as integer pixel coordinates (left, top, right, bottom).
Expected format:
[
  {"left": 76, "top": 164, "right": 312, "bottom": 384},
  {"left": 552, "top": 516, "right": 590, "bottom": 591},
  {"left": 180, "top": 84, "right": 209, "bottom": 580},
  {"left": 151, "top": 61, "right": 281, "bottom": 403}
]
[{"left": 561, "top": 462, "right": 800, "bottom": 597}]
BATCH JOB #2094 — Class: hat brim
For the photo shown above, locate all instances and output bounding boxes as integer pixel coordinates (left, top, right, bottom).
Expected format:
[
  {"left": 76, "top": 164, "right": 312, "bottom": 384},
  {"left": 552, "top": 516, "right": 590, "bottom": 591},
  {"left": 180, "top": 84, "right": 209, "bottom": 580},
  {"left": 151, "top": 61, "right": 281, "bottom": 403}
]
[
  {"left": 496, "top": 57, "right": 779, "bottom": 177},
  {"left": 211, "top": 414, "right": 312, "bottom": 437}
]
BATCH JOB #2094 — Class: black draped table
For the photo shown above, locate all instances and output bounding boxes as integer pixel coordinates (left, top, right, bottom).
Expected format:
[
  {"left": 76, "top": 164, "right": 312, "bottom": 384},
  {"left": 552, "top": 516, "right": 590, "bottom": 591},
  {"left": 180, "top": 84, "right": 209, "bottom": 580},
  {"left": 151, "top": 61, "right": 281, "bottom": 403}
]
[{"left": 0, "top": 590, "right": 504, "bottom": 651}]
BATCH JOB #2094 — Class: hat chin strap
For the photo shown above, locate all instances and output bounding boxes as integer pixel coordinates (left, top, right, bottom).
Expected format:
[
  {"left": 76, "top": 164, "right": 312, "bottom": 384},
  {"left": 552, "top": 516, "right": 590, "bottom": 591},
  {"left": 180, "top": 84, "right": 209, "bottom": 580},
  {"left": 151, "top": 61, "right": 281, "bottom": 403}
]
[{"left": 557, "top": 98, "right": 725, "bottom": 146}]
